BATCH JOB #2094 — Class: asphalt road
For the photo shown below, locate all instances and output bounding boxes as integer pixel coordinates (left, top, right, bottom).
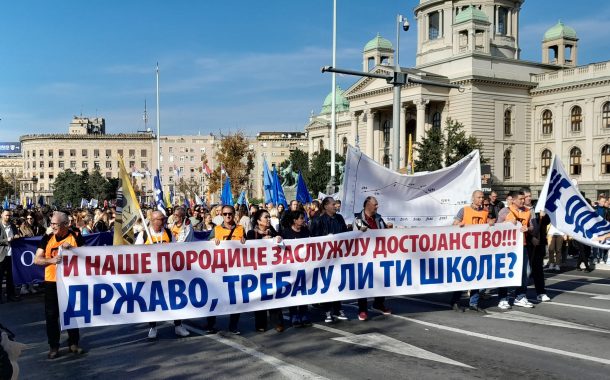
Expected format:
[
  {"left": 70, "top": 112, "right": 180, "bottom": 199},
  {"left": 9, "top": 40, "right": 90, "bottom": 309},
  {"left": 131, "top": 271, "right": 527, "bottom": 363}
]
[{"left": 3, "top": 262, "right": 610, "bottom": 380}]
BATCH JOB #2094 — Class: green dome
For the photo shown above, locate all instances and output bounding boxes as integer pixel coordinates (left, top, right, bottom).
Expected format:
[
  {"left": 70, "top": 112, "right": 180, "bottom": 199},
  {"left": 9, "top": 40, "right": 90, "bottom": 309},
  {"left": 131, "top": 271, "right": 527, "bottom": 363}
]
[
  {"left": 455, "top": 5, "right": 489, "bottom": 24},
  {"left": 321, "top": 86, "right": 349, "bottom": 115},
  {"left": 543, "top": 21, "right": 577, "bottom": 42},
  {"left": 363, "top": 33, "right": 393, "bottom": 52}
]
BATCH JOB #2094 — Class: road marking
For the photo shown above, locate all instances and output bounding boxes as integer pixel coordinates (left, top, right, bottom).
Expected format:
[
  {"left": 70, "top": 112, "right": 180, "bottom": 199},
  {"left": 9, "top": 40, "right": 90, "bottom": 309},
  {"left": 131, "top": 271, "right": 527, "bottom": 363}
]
[
  {"left": 184, "top": 325, "right": 329, "bottom": 380},
  {"left": 546, "top": 273, "right": 609, "bottom": 281},
  {"left": 540, "top": 301, "right": 610, "bottom": 313},
  {"left": 393, "top": 295, "right": 451, "bottom": 308},
  {"left": 592, "top": 295, "right": 610, "bottom": 300},
  {"left": 391, "top": 314, "right": 610, "bottom": 366},
  {"left": 545, "top": 287, "right": 602, "bottom": 297},
  {"left": 484, "top": 310, "right": 610, "bottom": 333},
  {"left": 545, "top": 277, "right": 610, "bottom": 288},
  {"left": 313, "top": 324, "right": 473, "bottom": 369}
]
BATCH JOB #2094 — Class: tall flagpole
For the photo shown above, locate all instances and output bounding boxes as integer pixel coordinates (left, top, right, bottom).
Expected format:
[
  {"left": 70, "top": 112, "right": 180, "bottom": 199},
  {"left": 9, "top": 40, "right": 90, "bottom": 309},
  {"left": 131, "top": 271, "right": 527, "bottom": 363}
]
[
  {"left": 156, "top": 63, "right": 161, "bottom": 181},
  {"left": 328, "top": 0, "right": 337, "bottom": 194}
]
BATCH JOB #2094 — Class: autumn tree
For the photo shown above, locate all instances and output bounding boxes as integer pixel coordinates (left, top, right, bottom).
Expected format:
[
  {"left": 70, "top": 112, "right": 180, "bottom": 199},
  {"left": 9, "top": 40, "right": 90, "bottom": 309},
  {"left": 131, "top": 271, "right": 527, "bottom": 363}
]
[{"left": 208, "top": 133, "right": 253, "bottom": 198}]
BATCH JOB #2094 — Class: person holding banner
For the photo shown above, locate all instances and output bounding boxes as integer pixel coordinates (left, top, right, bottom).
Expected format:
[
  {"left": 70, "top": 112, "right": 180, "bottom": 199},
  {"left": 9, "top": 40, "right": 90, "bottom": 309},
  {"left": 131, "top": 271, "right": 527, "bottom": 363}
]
[
  {"left": 135, "top": 211, "right": 191, "bottom": 339},
  {"left": 310, "top": 197, "right": 349, "bottom": 323},
  {"left": 33, "top": 211, "right": 84, "bottom": 359},
  {"left": 497, "top": 190, "right": 535, "bottom": 309},
  {"left": 353, "top": 196, "right": 392, "bottom": 320},
  {"left": 205, "top": 205, "right": 245, "bottom": 334},
  {"left": 450, "top": 190, "right": 495, "bottom": 312}
]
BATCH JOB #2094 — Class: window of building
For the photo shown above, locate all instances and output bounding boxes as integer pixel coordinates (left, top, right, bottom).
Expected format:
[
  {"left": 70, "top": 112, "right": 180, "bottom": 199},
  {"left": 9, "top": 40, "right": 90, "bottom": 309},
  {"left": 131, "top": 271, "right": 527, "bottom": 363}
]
[
  {"left": 141, "top": 161, "right": 147, "bottom": 169},
  {"left": 383, "top": 155, "right": 390, "bottom": 168},
  {"left": 503, "top": 150, "right": 511, "bottom": 179},
  {"left": 105, "top": 149, "right": 111, "bottom": 158},
  {"left": 58, "top": 149, "right": 64, "bottom": 158},
  {"left": 129, "top": 149, "right": 135, "bottom": 158},
  {"left": 603, "top": 102, "right": 610, "bottom": 128},
  {"left": 428, "top": 11, "right": 440, "bottom": 40},
  {"left": 542, "top": 110, "right": 553, "bottom": 135},
  {"left": 541, "top": 149, "right": 552, "bottom": 176},
  {"left": 129, "top": 161, "right": 135, "bottom": 168},
  {"left": 39, "top": 161, "right": 43, "bottom": 168},
  {"left": 382, "top": 120, "right": 391, "bottom": 145},
  {"left": 32, "top": 162, "right": 36, "bottom": 169},
  {"left": 93, "top": 149, "right": 99, "bottom": 158},
  {"left": 39, "top": 149, "right": 44, "bottom": 157},
  {"left": 58, "top": 161, "right": 64, "bottom": 169},
  {"left": 504, "top": 109, "right": 512, "bottom": 136},
  {"left": 601, "top": 145, "right": 610, "bottom": 174},
  {"left": 169, "top": 147, "right": 173, "bottom": 153},
  {"left": 39, "top": 172, "right": 44, "bottom": 179},
  {"left": 180, "top": 156, "right": 185, "bottom": 162},
  {"left": 342, "top": 137, "right": 348, "bottom": 156},
  {"left": 570, "top": 147, "right": 582, "bottom": 175},
  {"left": 82, "top": 149, "right": 88, "bottom": 157},
  {"left": 169, "top": 176, "right": 174, "bottom": 183},
  {"left": 571, "top": 106, "right": 582, "bottom": 132},
  {"left": 141, "top": 149, "right": 147, "bottom": 157},
  {"left": 319, "top": 140, "right": 324, "bottom": 152},
  {"left": 49, "top": 174, "right": 54, "bottom": 180},
  {"left": 70, "top": 161, "right": 76, "bottom": 170},
  {"left": 106, "top": 161, "right": 112, "bottom": 169},
  {"left": 432, "top": 112, "right": 441, "bottom": 129},
  {"left": 70, "top": 149, "right": 76, "bottom": 157},
  {"left": 48, "top": 149, "right": 53, "bottom": 157},
  {"left": 106, "top": 172, "right": 112, "bottom": 178},
  {"left": 48, "top": 161, "right": 53, "bottom": 168},
  {"left": 497, "top": 7, "right": 508, "bottom": 35},
  {"left": 118, "top": 149, "right": 123, "bottom": 157},
  {"left": 82, "top": 161, "right": 88, "bottom": 169},
  {"left": 32, "top": 150, "right": 36, "bottom": 158},
  {"left": 94, "top": 161, "right": 100, "bottom": 170}
]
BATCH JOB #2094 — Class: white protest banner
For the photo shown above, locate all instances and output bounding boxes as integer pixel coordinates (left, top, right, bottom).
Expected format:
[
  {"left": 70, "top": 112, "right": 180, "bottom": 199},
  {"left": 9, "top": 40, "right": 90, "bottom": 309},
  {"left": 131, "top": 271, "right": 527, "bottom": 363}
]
[
  {"left": 536, "top": 155, "right": 610, "bottom": 248},
  {"left": 57, "top": 223, "right": 522, "bottom": 329},
  {"left": 341, "top": 146, "right": 481, "bottom": 227}
]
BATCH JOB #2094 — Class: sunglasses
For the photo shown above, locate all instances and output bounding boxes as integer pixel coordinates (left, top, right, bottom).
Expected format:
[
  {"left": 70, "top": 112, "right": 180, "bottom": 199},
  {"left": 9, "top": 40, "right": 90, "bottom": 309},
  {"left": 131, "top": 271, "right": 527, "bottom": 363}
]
[{"left": 223, "top": 213, "right": 234, "bottom": 216}]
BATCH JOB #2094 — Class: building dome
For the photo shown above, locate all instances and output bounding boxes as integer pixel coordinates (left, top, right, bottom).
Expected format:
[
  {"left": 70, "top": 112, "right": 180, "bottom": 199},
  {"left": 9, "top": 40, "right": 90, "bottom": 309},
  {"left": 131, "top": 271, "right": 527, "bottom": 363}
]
[
  {"left": 455, "top": 5, "right": 489, "bottom": 24},
  {"left": 543, "top": 20, "right": 577, "bottom": 42},
  {"left": 363, "top": 33, "right": 393, "bottom": 52},
  {"left": 321, "top": 86, "right": 349, "bottom": 114}
]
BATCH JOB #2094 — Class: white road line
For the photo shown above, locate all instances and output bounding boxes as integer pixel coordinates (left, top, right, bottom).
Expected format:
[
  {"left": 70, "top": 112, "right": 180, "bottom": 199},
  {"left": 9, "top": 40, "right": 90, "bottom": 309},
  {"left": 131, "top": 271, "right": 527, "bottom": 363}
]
[
  {"left": 391, "top": 314, "right": 610, "bottom": 366},
  {"left": 184, "top": 325, "right": 329, "bottom": 380},
  {"left": 545, "top": 277, "right": 610, "bottom": 288},
  {"left": 545, "top": 287, "right": 603, "bottom": 297},
  {"left": 484, "top": 310, "right": 610, "bottom": 333},
  {"left": 546, "top": 273, "right": 609, "bottom": 281},
  {"left": 540, "top": 301, "right": 610, "bottom": 313}
]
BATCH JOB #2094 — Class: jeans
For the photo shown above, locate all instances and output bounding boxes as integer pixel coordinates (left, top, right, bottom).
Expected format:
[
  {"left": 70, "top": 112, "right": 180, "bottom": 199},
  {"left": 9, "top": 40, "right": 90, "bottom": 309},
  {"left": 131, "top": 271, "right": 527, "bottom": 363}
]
[{"left": 498, "top": 246, "right": 529, "bottom": 300}]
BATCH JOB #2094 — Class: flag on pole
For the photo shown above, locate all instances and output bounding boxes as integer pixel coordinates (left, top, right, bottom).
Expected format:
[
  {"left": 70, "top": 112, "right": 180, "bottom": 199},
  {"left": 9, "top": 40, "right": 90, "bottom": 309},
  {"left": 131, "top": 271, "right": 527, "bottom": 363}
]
[
  {"left": 153, "top": 169, "right": 167, "bottom": 216},
  {"left": 80, "top": 198, "right": 89, "bottom": 208},
  {"left": 89, "top": 199, "right": 99, "bottom": 209},
  {"left": 38, "top": 195, "right": 45, "bottom": 206},
  {"left": 220, "top": 164, "right": 227, "bottom": 176},
  {"left": 203, "top": 163, "right": 212, "bottom": 176},
  {"left": 406, "top": 134, "right": 414, "bottom": 175},
  {"left": 184, "top": 197, "right": 191, "bottom": 209},
  {"left": 272, "top": 165, "right": 288, "bottom": 207},
  {"left": 195, "top": 194, "right": 204, "bottom": 206},
  {"left": 2, "top": 196, "right": 8, "bottom": 210},
  {"left": 295, "top": 170, "right": 313, "bottom": 204},
  {"left": 221, "top": 177, "right": 233, "bottom": 206},
  {"left": 236, "top": 190, "right": 249, "bottom": 209},
  {"left": 114, "top": 156, "right": 145, "bottom": 245},
  {"left": 263, "top": 159, "right": 273, "bottom": 205}
]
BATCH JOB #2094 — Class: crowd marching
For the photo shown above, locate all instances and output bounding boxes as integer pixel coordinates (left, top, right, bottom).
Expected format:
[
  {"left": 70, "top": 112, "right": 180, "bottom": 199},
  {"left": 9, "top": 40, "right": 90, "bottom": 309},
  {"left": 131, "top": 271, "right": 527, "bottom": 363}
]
[{"left": 1, "top": 188, "right": 609, "bottom": 361}]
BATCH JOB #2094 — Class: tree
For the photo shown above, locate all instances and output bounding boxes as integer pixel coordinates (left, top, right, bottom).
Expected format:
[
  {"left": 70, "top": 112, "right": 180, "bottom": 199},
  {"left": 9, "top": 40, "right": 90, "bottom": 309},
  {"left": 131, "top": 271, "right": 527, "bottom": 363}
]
[
  {"left": 414, "top": 123, "right": 444, "bottom": 172},
  {"left": 103, "top": 178, "right": 119, "bottom": 200},
  {"left": 52, "top": 170, "right": 83, "bottom": 207},
  {"left": 305, "top": 149, "right": 345, "bottom": 196},
  {"left": 444, "top": 118, "right": 486, "bottom": 166},
  {"left": 88, "top": 170, "right": 107, "bottom": 200},
  {"left": 208, "top": 133, "right": 253, "bottom": 197},
  {"left": 0, "top": 174, "right": 15, "bottom": 199},
  {"left": 279, "top": 148, "right": 310, "bottom": 187}
]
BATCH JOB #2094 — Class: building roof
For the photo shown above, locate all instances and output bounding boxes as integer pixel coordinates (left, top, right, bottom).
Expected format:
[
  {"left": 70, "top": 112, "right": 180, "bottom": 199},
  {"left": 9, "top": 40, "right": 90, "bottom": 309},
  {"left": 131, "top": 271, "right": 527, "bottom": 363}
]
[
  {"left": 543, "top": 20, "right": 577, "bottom": 42},
  {"left": 320, "top": 86, "right": 350, "bottom": 114},
  {"left": 454, "top": 5, "right": 489, "bottom": 24},
  {"left": 363, "top": 33, "right": 393, "bottom": 52}
]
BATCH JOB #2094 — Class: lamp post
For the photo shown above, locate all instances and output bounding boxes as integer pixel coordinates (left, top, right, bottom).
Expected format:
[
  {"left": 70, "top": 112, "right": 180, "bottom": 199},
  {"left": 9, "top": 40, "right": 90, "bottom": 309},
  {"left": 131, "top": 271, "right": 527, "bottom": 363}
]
[
  {"left": 31, "top": 176, "right": 38, "bottom": 208},
  {"left": 327, "top": 0, "right": 338, "bottom": 195}
]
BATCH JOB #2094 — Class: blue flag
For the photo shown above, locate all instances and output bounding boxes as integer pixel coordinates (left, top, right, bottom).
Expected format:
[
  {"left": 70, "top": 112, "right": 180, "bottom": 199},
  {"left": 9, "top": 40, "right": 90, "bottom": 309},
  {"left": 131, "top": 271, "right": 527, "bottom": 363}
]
[
  {"left": 296, "top": 170, "right": 313, "bottom": 204},
  {"left": 272, "top": 165, "right": 288, "bottom": 207},
  {"left": 153, "top": 169, "right": 167, "bottom": 216},
  {"left": 236, "top": 190, "right": 249, "bottom": 209},
  {"left": 221, "top": 177, "right": 233, "bottom": 206},
  {"left": 184, "top": 197, "right": 190, "bottom": 209},
  {"left": 37, "top": 195, "right": 45, "bottom": 206},
  {"left": 2, "top": 196, "right": 8, "bottom": 209},
  {"left": 263, "top": 159, "right": 274, "bottom": 205}
]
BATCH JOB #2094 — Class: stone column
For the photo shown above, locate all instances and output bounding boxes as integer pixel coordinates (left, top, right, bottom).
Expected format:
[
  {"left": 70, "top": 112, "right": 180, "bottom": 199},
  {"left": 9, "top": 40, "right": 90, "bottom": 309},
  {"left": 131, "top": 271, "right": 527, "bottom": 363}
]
[
  {"left": 374, "top": 118, "right": 382, "bottom": 162},
  {"left": 415, "top": 98, "right": 429, "bottom": 145},
  {"left": 366, "top": 110, "right": 375, "bottom": 158},
  {"left": 399, "top": 105, "right": 407, "bottom": 168},
  {"left": 350, "top": 112, "right": 359, "bottom": 148}
]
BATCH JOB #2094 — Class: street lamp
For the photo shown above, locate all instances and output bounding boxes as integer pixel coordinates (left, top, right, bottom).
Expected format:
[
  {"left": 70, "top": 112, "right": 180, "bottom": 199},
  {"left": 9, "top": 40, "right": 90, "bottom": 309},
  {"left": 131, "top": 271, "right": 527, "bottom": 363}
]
[{"left": 31, "top": 176, "right": 38, "bottom": 207}]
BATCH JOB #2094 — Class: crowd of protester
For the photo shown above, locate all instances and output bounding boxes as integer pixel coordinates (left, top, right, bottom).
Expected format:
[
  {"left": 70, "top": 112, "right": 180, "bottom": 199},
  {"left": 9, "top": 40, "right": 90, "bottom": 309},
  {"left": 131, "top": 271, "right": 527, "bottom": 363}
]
[{"left": 1, "top": 188, "right": 609, "bottom": 360}]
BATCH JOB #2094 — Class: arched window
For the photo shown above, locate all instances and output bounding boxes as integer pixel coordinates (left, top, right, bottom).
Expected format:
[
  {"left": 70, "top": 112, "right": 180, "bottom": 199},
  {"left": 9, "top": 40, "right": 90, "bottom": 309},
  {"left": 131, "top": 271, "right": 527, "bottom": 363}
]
[
  {"left": 542, "top": 110, "right": 553, "bottom": 135},
  {"left": 383, "top": 154, "right": 390, "bottom": 168},
  {"left": 318, "top": 139, "right": 324, "bottom": 153},
  {"left": 541, "top": 149, "right": 552, "bottom": 177},
  {"left": 503, "top": 150, "right": 512, "bottom": 179},
  {"left": 504, "top": 109, "right": 512, "bottom": 136},
  {"left": 432, "top": 112, "right": 441, "bottom": 129},
  {"left": 570, "top": 147, "right": 582, "bottom": 175},
  {"left": 342, "top": 136, "right": 348, "bottom": 157},
  {"left": 497, "top": 7, "right": 508, "bottom": 35},
  {"left": 603, "top": 102, "right": 610, "bottom": 129},
  {"left": 602, "top": 145, "right": 610, "bottom": 174},
  {"left": 571, "top": 106, "right": 582, "bottom": 132},
  {"left": 382, "top": 120, "right": 391, "bottom": 145}
]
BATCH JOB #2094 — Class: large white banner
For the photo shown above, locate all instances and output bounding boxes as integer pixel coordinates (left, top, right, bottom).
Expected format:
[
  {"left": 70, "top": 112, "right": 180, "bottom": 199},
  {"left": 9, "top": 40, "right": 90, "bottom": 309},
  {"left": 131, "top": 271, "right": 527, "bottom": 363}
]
[
  {"left": 536, "top": 155, "right": 610, "bottom": 248},
  {"left": 340, "top": 146, "right": 481, "bottom": 227},
  {"left": 57, "top": 224, "right": 522, "bottom": 329}
]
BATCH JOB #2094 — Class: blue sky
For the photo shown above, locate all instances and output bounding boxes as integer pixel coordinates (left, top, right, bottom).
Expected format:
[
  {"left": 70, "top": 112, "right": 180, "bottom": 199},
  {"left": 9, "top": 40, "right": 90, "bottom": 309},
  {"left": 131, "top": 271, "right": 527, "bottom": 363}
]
[{"left": 1, "top": 0, "right": 609, "bottom": 142}]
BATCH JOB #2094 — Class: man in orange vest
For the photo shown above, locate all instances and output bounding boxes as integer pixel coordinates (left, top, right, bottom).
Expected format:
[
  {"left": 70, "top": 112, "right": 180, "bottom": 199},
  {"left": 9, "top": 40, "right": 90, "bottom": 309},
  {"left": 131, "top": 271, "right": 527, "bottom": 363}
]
[
  {"left": 450, "top": 190, "right": 495, "bottom": 312},
  {"left": 34, "top": 211, "right": 85, "bottom": 359}
]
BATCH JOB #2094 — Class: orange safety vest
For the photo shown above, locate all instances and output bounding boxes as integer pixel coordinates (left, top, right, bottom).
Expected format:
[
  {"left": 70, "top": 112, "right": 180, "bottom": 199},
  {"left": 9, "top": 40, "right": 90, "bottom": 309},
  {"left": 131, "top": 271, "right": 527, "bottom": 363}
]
[
  {"left": 144, "top": 228, "right": 172, "bottom": 244},
  {"left": 505, "top": 205, "right": 531, "bottom": 245},
  {"left": 462, "top": 206, "right": 489, "bottom": 225},
  {"left": 44, "top": 232, "right": 79, "bottom": 282},
  {"left": 213, "top": 224, "right": 245, "bottom": 241}
]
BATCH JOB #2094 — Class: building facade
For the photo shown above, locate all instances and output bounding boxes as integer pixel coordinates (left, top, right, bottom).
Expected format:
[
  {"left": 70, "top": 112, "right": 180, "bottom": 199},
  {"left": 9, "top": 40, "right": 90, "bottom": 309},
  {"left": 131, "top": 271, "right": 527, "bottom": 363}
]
[{"left": 307, "top": 0, "right": 610, "bottom": 198}]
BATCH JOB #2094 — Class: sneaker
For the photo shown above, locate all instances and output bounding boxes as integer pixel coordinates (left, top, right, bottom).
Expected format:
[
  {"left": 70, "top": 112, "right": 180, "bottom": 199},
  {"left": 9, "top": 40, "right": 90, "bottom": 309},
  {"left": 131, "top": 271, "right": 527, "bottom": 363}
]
[
  {"left": 451, "top": 303, "right": 465, "bottom": 312},
  {"left": 229, "top": 329, "right": 241, "bottom": 335},
  {"left": 498, "top": 299, "right": 512, "bottom": 310},
  {"left": 175, "top": 325, "right": 190, "bottom": 337},
  {"left": 147, "top": 327, "right": 158, "bottom": 339},
  {"left": 301, "top": 315, "right": 312, "bottom": 327},
  {"left": 47, "top": 348, "right": 59, "bottom": 360},
  {"left": 291, "top": 315, "right": 302, "bottom": 327},
  {"left": 69, "top": 344, "right": 84, "bottom": 355},
  {"left": 334, "top": 310, "right": 348, "bottom": 320},
  {"left": 468, "top": 304, "right": 486, "bottom": 313},
  {"left": 537, "top": 294, "right": 551, "bottom": 302},
  {"left": 324, "top": 311, "right": 333, "bottom": 323},
  {"left": 20, "top": 285, "right": 30, "bottom": 295},
  {"left": 513, "top": 296, "right": 534, "bottom": 308},
  {"left": 206, "top": 327, "right": 218, "bottom": 334},
  {"left": 358, "top": 312, "right": 368, "bottom": 321},
  {"left": 372, "top": 304, "right": 392, "bottom": 315}
]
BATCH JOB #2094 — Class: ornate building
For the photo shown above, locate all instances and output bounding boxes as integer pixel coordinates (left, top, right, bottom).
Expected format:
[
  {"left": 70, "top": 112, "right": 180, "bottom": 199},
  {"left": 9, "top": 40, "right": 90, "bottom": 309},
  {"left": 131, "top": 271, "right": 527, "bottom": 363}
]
[{"left": 307, "top": 0, "right": 610, "bottom": 198}]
